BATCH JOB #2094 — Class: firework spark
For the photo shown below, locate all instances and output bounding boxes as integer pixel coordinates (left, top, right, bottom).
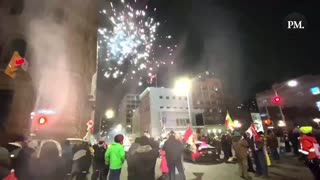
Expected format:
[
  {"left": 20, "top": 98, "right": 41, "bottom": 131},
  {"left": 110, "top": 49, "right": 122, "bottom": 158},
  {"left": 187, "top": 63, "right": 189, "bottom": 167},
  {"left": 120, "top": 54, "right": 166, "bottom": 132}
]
[{"left": 98, "top": 0, "right": 176, "bottom": 85}]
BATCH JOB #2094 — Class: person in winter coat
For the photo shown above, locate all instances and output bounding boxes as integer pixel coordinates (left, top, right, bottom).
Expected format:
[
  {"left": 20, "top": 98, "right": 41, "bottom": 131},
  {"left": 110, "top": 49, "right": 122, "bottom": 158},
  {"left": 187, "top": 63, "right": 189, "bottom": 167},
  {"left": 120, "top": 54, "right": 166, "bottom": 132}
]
[
  {"left": 62, "top": 140, "right": 73, "bottom": 178},
  {"left": 105, "top": 134, "right": 125, "bottom": 180},
  {"left": 29, "top": 140, "right": 66, "bottom": 180},
  {"left": 266, "top": 130, "right": 280, "bottom": 160},
  {"left": 126, "top": 137, "right": 141, "bottom": 180},
  {"left": 254, "top": 132, "right": 268, "bottom": 178},
  {"left": 163, "top": 131, "right": 185, "bottom": 180},
  {"left": 92, "top": 141, "right": 109, "bottom": 180},
  {"left": 233, "top": 134, "right": 250, "bottom": 180},
  {"left": 0, "top": 147, "right": 17, "bottom": 180},
  {"left": 160, "top": 149, "right": 169, "bottom": 180},
  {"left": 133, "top": 136, "right": 159, "bottom": 180},
  {"left": 14, "top": 141, "right": 34, "bottom": 180},
  {"left": 245, "top": 131, "right": 255, "bottom": 173},
  {"left": 72, "top": 142, "right": 92, "bottom": 180}
]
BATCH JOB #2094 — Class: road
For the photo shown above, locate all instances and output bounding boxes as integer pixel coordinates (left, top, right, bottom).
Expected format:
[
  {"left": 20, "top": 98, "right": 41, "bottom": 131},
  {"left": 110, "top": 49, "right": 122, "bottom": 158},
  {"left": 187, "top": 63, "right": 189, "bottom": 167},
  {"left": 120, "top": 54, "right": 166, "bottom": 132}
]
[{"left": 116, "top": 154, "right": 313, "bottom": 180}]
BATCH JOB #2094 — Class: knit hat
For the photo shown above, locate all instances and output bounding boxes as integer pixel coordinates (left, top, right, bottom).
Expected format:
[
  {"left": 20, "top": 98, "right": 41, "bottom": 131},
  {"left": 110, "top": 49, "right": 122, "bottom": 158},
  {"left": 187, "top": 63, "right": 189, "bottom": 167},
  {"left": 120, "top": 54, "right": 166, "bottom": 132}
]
[
  {"left": 114, "top": 134, "right": 124, "bottom": 143},
  {"left": 0, "top": 147, "right": 10, "bottom": 168}
]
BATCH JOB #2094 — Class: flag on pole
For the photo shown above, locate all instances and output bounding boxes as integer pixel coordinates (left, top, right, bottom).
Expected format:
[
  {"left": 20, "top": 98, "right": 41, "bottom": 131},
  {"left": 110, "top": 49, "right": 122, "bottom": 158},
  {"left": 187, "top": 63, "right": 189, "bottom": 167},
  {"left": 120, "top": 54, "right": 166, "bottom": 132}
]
[
  {"left": 225, "top": 111, "right": 234, "bottom": 129},
  {"left": 183, "top": 126, "right": 193, "bottom": 143},
  {"left": 246, "top": 123, "right": 260, "bottom": 141}
]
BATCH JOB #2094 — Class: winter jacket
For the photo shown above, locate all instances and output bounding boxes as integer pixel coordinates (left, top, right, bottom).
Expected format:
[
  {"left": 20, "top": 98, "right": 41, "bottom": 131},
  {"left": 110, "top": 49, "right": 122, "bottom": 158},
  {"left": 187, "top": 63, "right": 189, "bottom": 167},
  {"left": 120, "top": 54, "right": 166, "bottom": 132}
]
[
  {"left": 134, "top": 145, "right": 159, "bottom": 180},
  {"left": 163, "top": 136, "right": 184, "bottom": 164},
  {"left": 93, "top": 145, "right": 107, "bottom": 169},
  {"left": 299, "top": 134, "right": 320, "bottom": 159},
  {"left": 105, "top": 142, "right": 125, "bottom": 170},
  {"left": 160, "top": 150, "right": 169, "bottom": 173},
  {"left": 0, "top": 168, "right": 17, "bottom": 180},
  {"left": 267, "top": 135, "right": 279, "bottom": 150},
  {"left": 233, "top": 138, "right": 249, "bottom": 160}
]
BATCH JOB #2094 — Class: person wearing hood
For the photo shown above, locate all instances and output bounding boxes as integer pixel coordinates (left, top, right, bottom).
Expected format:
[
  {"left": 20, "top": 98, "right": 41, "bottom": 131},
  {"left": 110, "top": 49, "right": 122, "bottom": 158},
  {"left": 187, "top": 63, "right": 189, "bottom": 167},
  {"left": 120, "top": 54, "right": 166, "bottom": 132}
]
[
  {"left": 29, "top": 141, "right": 65, "bottom": 180},
  {"left": 105, "top": 134, "right": 125, "bottom": 180},
  {"left": 14, "top": 141, "right": 35, "bottom": 180},
  {"left": 0, "top": 147, "right": 17, "bottom": 180},
  {"left": 299, "top": 126, "right": 320, "bottom": 180},
  {"left": 126, "top": 137, "right": 141, "bottom": 180},
  {"left": 134, "top": 136, "right": 159, "bottom": 180}
]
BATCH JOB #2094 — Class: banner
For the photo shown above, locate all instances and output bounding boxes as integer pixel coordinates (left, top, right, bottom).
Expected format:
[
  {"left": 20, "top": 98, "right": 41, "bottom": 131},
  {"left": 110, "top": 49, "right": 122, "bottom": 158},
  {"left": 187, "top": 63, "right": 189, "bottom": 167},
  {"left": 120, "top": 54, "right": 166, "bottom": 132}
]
[{"left": 250, "top": 113, "right": 264, "bottom": 132}]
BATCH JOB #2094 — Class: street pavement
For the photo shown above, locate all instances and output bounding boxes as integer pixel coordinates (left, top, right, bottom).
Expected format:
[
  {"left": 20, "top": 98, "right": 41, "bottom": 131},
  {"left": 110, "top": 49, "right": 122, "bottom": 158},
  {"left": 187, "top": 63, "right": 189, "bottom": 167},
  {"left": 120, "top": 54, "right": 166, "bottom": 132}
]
[{"left": 116, "top": 154, "right": 313, "bottom": 180}]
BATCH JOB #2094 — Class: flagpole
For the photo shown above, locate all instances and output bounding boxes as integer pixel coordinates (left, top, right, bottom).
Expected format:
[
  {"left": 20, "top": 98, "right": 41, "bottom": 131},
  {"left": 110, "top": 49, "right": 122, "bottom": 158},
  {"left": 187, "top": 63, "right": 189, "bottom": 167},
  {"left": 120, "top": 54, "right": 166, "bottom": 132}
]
[{"left": 155, "top": 74, "right": 158, "bottom": 88}]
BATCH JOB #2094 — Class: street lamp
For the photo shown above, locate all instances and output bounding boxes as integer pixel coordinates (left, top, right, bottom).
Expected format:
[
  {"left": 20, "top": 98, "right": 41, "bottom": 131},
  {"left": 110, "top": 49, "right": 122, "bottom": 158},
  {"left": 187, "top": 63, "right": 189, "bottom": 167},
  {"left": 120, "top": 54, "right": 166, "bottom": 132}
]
[
  {"left": 278, "top": 120, "right": 286, "bottom": 127},
  {"left": 105, "top": 109, "right": 115, "bottom": 119},
  {"left": 174, "top": 77, "right": 192, "bottom": 126},
  {"left": 287, "top": 80, "right": 298, "bottom": 87},
  {"left": 272, "top": 79, "right": 298, "bottom": 123},
  {"left": 313, "top": 118, "right": 320, "bottom": 127},
  {"left": 234, "top": 120, "right": 242, "bottom": 128}
]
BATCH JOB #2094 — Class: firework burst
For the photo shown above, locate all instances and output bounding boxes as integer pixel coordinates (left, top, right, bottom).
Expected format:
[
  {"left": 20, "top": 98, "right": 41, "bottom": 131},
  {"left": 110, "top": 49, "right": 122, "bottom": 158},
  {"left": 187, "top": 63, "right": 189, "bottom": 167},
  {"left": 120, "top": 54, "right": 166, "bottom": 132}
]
[{"left": 98, "top": 0, "right": 176, "bottom": 85}]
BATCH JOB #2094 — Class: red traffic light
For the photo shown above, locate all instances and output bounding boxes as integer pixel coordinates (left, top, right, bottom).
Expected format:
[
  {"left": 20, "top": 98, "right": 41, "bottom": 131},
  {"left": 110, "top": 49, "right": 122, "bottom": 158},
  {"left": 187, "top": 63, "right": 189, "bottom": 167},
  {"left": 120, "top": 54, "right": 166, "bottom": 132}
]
[
  {"left": 272, "top": 96, "right": 282, "bottom": 104},
  {"left": 15, "top": 58, "right": 25, "bottom": 66},
  {"left": 38, "top": 117, "right": 47, "bottom": 125}
]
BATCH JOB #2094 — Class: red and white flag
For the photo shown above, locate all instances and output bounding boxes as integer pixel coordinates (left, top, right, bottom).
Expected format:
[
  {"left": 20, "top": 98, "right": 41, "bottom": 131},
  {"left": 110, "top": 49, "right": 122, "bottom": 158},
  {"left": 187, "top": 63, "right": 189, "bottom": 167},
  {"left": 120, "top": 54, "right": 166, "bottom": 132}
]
[
  {"left": 183, "top": 126, "right": 193, "bottom": 143},
  {"left": 246, "top": 123, "right": 260, "bottom": 141}
]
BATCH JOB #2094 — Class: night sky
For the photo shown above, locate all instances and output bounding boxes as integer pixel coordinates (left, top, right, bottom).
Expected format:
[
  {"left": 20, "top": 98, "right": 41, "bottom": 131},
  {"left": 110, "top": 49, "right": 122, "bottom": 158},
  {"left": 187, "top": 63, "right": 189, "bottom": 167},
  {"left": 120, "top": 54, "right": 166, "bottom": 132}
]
[{"left": 97, "top": 0, "right": 320, "bottom": 114}]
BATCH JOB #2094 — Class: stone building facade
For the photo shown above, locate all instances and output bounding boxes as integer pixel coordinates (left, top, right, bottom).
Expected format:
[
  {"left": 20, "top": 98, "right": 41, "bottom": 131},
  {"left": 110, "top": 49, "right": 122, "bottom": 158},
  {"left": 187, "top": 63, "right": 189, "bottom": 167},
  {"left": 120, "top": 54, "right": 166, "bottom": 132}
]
[{"left": 0, "top": 0, "right": 97, "bottom": 142}]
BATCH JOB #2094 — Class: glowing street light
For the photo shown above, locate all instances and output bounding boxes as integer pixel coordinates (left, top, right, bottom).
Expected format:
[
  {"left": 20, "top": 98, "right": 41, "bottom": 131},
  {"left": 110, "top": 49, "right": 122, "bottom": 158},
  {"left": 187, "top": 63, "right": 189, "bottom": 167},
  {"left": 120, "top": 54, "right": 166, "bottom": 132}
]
[
  {"left": 278, "top": 120, "right": 286, "bottom": 127},
  {"left": 234, "top": 120, "right": 242, "bottom": 128},
  {"left": 174, "top": 77, "right": 191, "bottom": 94},
  {"left": 287, "top": 80, "right": 298, "bottom": 87},
  {"left": 313, "top": 118, "right": 320, "bottom": 124},
  {"left": 105, "top": 109, "right": 115, "bottom": 119}
]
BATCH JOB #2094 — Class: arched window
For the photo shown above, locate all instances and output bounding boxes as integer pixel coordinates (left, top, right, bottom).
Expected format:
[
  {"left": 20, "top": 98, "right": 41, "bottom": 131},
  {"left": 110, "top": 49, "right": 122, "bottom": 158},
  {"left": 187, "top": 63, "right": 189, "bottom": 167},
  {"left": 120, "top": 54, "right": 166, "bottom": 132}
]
[
  {"left": 0, "top": 38, "right": 27, "bottom": 68},
  {"left": 9, "top": 0, "right": 24, "bottom": 15}
]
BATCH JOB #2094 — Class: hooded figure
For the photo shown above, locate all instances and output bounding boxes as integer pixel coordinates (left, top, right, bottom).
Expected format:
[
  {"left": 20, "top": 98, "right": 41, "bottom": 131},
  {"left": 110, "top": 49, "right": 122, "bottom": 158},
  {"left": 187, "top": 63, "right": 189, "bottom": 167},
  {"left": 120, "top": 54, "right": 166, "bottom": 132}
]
[
  {"left": 134, "top": 136, "right": 159, "bottom": 180},
  {"left": 0, "top": 147, "right": 17, "bottom": 180},
  {"left": 126, "top": 137, "right": 141, "bottom": 180},
  {"left": 29, "top": 141, "right": 65, "bottom": 180},
  {"left": 106, "top": 134, "right": 125, "bottom": 180}
]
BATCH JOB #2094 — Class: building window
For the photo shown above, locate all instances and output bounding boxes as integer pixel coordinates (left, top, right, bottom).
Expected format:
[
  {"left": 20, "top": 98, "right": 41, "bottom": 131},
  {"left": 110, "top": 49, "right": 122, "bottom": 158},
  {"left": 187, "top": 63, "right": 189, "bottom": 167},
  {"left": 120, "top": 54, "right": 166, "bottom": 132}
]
[
  {"left": 184, "top": 97, "right": 187, "bottom": 100},
  {"left": 196, "top": 100, "right": 200, "bottom": 105},
  {"left": 178, "top": 97, "right": 182, "bottom": 100},
  {"left": 159, "top": 96, "right": 163, "bottom": 99},
  {"left": 53, "top": 8, "right": 65, "bottom": 24},
  {"left": 166, "top": 96, "right": 169, "bottom": 99},
  {"left": 9, "top": 0, "right": 24, "bottom": 15},
  {"left": 172, "top": 96, "right": 176, "bottom": 99},
  {"left": 166, "top": 107, "right": 170, "bottom": 109},
  {"left": 186, "top": 107, "right": 188, "bottom": 109},
  {"left": 209, "top": 109, "right": 213, "bottom": 112},
  {"left": 160, "top": 106, "right": 164, "bottom": 109},
  {"left": 180, "top": 107, "right": 183, "bottom": 109},
  {"left": 173, "top": 107, "right": 177, "bottom": 109}
]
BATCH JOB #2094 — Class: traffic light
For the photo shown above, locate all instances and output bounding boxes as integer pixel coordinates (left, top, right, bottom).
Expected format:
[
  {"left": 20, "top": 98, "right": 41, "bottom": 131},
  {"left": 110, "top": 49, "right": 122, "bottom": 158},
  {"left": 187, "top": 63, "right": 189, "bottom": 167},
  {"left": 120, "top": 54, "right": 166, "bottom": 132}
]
[
  {"left": 263, "top": 119, "right": 272, "bottom": 126},
  {"left": 38, "top": 117, "right": 47, "bottom": 125},
  {"left": 272, "top": 96, "right": 282, "bottom": 104},
  {"left": 4, "top": 51, "right": 25, "bottom": 78}
]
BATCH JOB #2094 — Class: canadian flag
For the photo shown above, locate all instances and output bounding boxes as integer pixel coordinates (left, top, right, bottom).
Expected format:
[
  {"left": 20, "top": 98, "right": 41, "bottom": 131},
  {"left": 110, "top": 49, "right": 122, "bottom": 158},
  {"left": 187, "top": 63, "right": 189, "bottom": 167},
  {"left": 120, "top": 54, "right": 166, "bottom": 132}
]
[
  {"left": 246, "top": 123, "right": 260, "bottom": 142},
  {"left": 183, "top": 126, "right": 193, "bottom": 144}
]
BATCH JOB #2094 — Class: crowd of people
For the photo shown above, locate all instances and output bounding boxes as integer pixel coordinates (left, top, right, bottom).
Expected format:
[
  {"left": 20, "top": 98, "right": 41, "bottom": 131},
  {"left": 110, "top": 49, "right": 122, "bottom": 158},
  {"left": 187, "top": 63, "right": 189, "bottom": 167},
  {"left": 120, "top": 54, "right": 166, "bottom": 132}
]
[{"left": 1, "top": 125, "right": 320, "bottom": 180}]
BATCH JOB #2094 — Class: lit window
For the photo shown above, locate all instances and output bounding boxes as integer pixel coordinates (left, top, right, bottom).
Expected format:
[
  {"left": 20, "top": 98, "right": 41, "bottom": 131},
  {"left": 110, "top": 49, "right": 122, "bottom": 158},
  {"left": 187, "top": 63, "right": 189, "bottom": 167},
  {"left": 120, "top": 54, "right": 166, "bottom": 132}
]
[{"left": 316, "top": 101, "right": 320, "bottom": 111}]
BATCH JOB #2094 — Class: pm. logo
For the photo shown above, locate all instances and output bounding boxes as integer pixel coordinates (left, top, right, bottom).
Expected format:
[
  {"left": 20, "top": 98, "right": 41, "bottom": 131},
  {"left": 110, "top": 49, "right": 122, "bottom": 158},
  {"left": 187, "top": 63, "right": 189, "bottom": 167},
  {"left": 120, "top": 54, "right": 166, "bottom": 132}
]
[{"left": 284, "top": 13, "right": 307, "bottom": 32}]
